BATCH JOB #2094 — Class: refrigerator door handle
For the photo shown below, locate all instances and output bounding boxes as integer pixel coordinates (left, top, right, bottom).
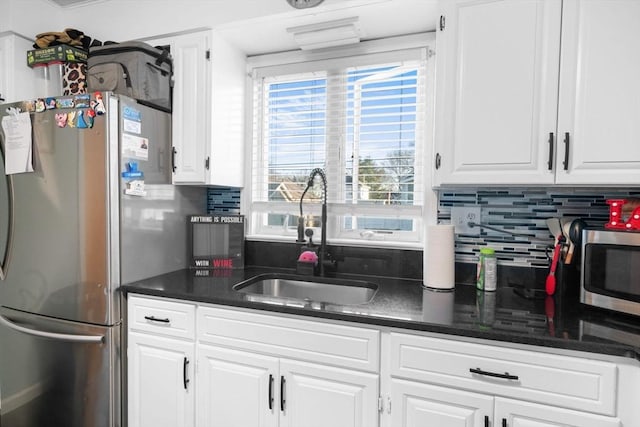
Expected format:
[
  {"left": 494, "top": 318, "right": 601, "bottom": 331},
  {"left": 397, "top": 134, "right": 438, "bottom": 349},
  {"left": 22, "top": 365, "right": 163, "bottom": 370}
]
[
  {"left": 0, "top": 150, "right": 14, "bottom": 281},
  {"left": 0, "top": 314, "right": 105, "bottom": 343}
]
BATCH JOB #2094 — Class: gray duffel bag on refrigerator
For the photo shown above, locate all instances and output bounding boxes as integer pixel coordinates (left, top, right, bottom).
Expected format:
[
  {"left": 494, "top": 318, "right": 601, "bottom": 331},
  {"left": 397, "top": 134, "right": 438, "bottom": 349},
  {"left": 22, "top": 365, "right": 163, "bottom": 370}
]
[{"left": 87, "top": 40, "right": 173, "bottom": 112}]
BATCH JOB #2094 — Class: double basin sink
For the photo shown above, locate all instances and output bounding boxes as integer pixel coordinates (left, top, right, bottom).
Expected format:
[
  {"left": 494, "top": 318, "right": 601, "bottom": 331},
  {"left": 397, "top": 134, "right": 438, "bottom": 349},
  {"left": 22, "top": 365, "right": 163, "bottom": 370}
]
[{"left": 233, "top": 273, "right": 378, "bottom": 306}]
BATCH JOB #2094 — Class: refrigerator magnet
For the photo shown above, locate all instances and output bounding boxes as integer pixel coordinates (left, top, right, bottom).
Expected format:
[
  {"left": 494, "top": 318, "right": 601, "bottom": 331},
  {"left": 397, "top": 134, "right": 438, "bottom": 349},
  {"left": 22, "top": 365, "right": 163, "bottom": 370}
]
[
  {"left": 124, "top": 180, "right": 146, "bottom": 197},
  {"left": 67, "top": 111, "right": 76, "bottom": 128},
  {"left": 93, "top": 93, "right": 106, "bottom": 115},
  {"left": 77, "top": 110, "right": 88, "bottom": 128},
  {"left": 35, "top": 99, "right": 46, "bottom": 113},
  {"left": 55, "top": 113, "right": 67, "bottom": 128},
  {"left": 56, "top": 98, "right": 75, "bottom": 109},
  {"left": 121, "top": 162, "right": 144, "bottom": 179},
  {"left": 74, "top": 94, "right": 90, "bottom": 108},
  {"left": 86, "top": 108, "right": 96, "bottom": 128}
]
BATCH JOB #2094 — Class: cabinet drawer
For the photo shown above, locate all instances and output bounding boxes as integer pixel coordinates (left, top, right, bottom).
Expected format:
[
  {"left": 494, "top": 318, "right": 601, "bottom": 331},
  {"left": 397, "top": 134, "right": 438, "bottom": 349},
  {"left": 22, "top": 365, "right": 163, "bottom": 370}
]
[
  {"left": 389, "top": 333, "right": 617, "bottom": 416},
  {"left": 198, "top": 306, "right": 379, "bottom": 372},
  {"left": 128, "top": 295, "right": 195, "bottom": 340}
]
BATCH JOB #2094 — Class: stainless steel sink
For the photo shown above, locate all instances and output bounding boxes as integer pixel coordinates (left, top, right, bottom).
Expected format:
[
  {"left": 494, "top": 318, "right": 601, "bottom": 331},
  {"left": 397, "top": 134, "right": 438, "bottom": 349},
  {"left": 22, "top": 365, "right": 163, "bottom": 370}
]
[{"left": 233, "top": 273, "right": 377, "bottom": 305}]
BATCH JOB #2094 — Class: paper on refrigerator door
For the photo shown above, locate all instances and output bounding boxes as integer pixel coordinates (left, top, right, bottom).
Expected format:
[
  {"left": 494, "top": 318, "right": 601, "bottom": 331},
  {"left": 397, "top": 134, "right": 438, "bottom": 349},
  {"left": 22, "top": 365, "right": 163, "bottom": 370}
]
[
  {"left": 2, "top": 111, "right": 34, "bottom": 175},
  {"left": 122, "top": 133, "right": 149, "bottom": 161}
]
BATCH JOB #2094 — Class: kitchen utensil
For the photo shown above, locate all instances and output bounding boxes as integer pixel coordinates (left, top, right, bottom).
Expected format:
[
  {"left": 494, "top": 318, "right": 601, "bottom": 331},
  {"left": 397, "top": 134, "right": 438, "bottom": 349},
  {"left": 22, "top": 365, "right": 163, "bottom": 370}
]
[
  {"left": 546, "top": 218, "right": 563, "bottom": 245},
  {"left": 565, "top": 218, "right": 587, "bottom": 264},
  {"left": 561, "top": 221, "right": 572, "bottom": 264},
  {"left": 546, "top": 235, "right": 563, "bottom": 295},
  {"left": 559, "top": 217, "right": 577, "bottom": 264}
]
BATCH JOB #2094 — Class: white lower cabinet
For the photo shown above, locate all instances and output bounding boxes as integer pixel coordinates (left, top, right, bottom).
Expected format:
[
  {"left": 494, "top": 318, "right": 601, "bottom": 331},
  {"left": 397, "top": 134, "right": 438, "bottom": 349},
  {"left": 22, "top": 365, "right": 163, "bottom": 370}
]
[
  {"left": 197, "top": 345, "right": 278, "bottom": 427},
  {"left": 386, "top": 378, "right": 622, "bottom": 427},
  {"left": 196, "top": 306, "right": 380, "bottom": 427},
  {"left": 196, "top": 344, "right": 378, "bottom": 427},
  {"left": 495, "top": 398, "right": 621, "bottom": 427},
  {"left": 128, "top": 332, "right": 195, "bottom": 427},
  {"left": 389, "top": 378, "right": 493, "bottom": 427},
  {"left": 127, "top": 295, "right": 637, "bottom": 427},
  {"left": 279, "top": 359, "right": 378, "bottom": 427},
  {"left": 127, "top": 295, "right": 197, "bottom": 427},
  {"left": 382, "top": 332, "right": 622, "bottom": 427}
]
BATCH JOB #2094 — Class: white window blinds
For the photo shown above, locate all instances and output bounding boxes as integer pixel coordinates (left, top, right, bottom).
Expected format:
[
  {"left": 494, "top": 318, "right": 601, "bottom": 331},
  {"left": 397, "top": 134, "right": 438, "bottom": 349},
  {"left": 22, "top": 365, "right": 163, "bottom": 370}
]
[{"left": 250, "top": 48, "right": 428, "bottom": 245}]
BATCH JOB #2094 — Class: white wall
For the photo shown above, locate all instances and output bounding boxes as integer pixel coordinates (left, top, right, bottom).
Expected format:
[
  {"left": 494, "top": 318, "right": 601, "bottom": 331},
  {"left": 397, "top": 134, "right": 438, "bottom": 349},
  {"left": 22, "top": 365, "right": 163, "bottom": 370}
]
[{"left": 2, "top": 0, "right": 63, "bottom": 39}]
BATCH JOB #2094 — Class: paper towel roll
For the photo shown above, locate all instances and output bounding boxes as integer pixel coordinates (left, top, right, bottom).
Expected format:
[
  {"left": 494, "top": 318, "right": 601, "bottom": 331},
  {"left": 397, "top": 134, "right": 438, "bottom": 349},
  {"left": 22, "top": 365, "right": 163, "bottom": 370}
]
[{"left": 423, "top": 224, "right": 455, "bottom": 289}]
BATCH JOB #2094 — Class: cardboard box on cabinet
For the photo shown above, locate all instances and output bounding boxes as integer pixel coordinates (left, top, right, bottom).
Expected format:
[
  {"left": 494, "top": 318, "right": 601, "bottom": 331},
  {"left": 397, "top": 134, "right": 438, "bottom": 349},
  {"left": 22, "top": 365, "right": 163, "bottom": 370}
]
[
  {"left": 26, "top": 44, "right": 88, "bottom": 67},
  {"left": 27, "top": 44, "right": 88, "bottom": 96}
]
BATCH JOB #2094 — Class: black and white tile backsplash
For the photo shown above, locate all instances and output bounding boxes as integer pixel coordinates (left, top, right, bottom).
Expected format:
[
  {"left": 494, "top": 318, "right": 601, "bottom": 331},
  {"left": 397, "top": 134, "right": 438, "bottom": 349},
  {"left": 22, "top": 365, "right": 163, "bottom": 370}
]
[
  {"left": 439, "top": 188, "right": 640, "bottom": 268},
  {"left": 209, "top": 186, "right": 640, "bottom": 269},
  {"left": 207, "top": 187, "right": 241, "bottom": 214}
]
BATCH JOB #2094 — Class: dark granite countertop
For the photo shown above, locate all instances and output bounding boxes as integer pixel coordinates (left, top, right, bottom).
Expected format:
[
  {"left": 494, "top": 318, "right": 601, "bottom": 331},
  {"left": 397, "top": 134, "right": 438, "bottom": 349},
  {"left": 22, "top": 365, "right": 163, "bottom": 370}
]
[{"left": 120, "top": 266, "right": 640, "bottom": 361}]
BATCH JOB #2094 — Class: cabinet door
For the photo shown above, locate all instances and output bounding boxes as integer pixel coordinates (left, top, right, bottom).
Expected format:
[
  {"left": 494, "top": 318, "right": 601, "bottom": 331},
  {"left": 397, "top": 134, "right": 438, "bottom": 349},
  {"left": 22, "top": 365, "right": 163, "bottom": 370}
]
[
  {"left": 128, "top": 332, "right": 195, "bottom": 427},
  {"left": 196, "top": 344, "right": 279, "bottom": 427},
  {"left": 556, "top": 0, "right": 640, "bottom": 184},
  {"left": 279, "top": 359, "right": 379, "bottom": 427},
  {"left": 495, "top": 397, "right": 621, "bottom": 427},
  {"left": 0, "top": 33, "right": 37, "bottom": 103},
  {"left": 149, "top": 31, "right": 211, "bottom": 184},
  {"left": 434, "top": 0, "right": 561, "bottom": 185},
  {"left": 389, "top": 378, "right": 493, "bottom": 427}
]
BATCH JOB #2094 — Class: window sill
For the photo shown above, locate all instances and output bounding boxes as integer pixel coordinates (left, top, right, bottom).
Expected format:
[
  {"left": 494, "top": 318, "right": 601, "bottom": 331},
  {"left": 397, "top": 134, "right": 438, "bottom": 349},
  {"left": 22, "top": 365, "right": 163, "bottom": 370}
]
[{"left": 246, "top": 234, "right": 424, "bottom": 251}]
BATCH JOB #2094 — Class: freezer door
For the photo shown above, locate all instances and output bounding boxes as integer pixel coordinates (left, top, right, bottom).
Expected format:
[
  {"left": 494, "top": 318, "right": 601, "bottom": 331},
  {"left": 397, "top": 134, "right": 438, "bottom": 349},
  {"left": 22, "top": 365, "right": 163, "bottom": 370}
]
[
  {"left": 0, "top": 106, "right": 114, "bottom": 324},
  {"left": 0, "top": 307, "right": 121, "bottom": 427}
]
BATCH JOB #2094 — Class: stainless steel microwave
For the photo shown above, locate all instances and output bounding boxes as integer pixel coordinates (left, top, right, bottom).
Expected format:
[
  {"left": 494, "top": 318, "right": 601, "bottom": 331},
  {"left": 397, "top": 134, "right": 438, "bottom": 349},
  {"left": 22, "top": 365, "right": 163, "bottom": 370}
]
[{"left": 581, "top": 229, "right": 640, "bottom": 317}]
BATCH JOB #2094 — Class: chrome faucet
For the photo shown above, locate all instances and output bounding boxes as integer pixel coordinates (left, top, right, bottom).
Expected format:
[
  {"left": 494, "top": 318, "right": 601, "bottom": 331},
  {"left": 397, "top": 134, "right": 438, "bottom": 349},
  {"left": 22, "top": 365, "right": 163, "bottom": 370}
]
[{"left": 297, "top": 168, "right": 328, "bottom": 276}]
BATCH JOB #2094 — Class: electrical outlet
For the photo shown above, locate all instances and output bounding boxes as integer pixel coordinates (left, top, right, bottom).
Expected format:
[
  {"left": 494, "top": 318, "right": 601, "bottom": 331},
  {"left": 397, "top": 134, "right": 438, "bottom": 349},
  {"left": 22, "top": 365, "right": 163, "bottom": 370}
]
[{"left": 451, "top": 206, "right": 481, "bottom": 235}]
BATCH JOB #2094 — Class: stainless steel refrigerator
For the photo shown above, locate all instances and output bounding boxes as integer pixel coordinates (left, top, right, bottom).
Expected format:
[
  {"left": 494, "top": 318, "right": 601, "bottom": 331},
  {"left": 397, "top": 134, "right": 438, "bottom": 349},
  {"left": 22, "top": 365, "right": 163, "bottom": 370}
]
[{"left": 0, "top": 93, "right": 204, "bottom": 427}]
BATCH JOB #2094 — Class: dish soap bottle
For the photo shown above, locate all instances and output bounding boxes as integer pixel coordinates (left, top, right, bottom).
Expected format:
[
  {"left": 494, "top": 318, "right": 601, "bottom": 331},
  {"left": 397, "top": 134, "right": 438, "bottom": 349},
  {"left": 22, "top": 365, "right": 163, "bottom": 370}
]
[{"left": 476, "top": 248, "right": 497, "bottom": 291}]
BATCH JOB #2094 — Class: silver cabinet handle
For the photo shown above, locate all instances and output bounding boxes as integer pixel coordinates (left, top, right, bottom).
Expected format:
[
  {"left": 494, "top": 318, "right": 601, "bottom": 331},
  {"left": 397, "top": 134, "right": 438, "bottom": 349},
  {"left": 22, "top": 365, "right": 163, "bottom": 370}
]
[{"left": 0, "top": 314, "right": 104, "bottom": 343}]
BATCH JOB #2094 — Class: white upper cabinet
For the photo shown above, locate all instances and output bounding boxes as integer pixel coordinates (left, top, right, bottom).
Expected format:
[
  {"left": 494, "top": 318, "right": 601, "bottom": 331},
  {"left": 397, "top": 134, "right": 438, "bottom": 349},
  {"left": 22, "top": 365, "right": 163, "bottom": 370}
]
[
  {"left": 556, "top": 0, "right": 640, "bottom": 185},
  {"left": 147, "top": 29, "right": 245, "bottom": 187},
  {"left": 0, "top": 32, "right": 37, "bottom": 103},
  {"left": 434, "top": 0, "right": 561, "bottom": 186},
  {"left": 434, "top": 0, "right": 640, "bottom": 186}
]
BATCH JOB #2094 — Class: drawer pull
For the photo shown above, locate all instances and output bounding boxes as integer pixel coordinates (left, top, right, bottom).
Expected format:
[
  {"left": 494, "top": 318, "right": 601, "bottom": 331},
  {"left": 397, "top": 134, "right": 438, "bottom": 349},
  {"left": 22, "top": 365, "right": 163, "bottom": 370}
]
[
  {"left": 502, "top": 418, "right": 507, "bottom": 427},
  {"left": 144, "top": 315, "right": 171, "bottom": 324},
  {"left": 470, "top": 367, "right": 519, "bottom": 381},
  {"left": 485, "top": 415, "right": 490, "bottom": 427}
]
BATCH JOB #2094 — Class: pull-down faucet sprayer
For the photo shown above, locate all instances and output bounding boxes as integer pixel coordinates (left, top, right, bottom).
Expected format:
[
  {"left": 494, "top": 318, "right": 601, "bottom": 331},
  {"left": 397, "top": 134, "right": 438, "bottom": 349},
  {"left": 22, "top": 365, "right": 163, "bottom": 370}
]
[{"left": 297, "top": 168, "right": 327, "bottom": 276}]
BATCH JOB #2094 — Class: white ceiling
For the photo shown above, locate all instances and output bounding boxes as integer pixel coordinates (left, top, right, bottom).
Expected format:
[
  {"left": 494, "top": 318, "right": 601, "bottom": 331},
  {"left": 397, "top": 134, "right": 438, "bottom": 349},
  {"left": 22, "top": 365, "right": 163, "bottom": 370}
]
[
  {"left": 215, "top": 0, "right": 439, "bottom": 55},
  {"left": 15, "top": 0, "right": 438, "bottom": 57}
]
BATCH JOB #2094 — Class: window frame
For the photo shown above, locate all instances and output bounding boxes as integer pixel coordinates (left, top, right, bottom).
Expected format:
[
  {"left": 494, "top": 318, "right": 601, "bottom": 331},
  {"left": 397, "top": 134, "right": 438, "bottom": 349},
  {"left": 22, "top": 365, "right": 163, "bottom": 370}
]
[{"left": 244, "top": 33, "right": 437, "bottom": 249}]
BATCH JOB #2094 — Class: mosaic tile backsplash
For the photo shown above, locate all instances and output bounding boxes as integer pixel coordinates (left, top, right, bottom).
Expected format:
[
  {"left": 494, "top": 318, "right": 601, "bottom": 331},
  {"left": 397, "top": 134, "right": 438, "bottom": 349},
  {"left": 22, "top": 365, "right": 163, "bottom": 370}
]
[
  {"left": 207, "top": 187, "right": 241, "bottom": 214},
  {"left": 208, "top": 186, "right": 640, "bottom": 269},
  {"left": 439, "top": 188, "right": 640, "bottom": 268}
]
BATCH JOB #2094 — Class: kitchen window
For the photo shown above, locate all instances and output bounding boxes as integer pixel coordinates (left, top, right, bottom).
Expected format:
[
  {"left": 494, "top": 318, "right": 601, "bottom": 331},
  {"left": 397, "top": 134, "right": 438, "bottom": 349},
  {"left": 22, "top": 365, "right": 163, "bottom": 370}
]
[{"left": 247, "top": 38, "right": 434, "bottom": 247}]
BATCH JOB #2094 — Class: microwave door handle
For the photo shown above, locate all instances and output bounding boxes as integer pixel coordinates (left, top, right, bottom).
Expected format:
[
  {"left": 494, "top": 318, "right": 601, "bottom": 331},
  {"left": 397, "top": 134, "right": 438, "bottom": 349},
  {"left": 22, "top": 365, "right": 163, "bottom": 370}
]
[{"left": 0, "top": 314, "right": 105, "bottom": 344}]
